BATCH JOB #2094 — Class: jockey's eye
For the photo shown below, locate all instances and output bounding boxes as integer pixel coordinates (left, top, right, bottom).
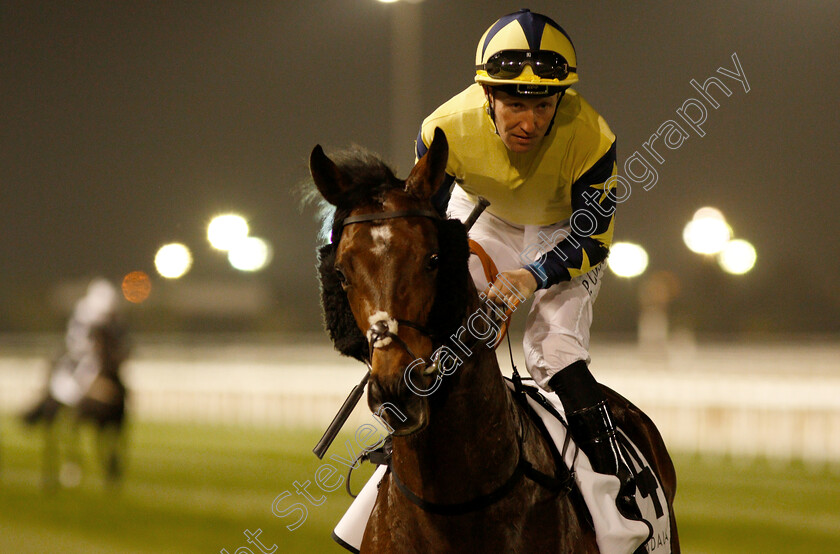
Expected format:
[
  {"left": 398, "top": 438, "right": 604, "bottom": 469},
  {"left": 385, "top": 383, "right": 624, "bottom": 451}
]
[{"left": 426, "top": 253, "right": 440, "bottom": 271}]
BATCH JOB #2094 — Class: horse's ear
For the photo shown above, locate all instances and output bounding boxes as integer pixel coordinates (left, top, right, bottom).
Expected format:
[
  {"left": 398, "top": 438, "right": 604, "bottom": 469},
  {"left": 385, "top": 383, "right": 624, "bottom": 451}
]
[
  {"left": 310, "top": 145, "right": 349, "bottom": 206},
  {"left": 406, "top": 127, "right": 448, "bottom": 200}
]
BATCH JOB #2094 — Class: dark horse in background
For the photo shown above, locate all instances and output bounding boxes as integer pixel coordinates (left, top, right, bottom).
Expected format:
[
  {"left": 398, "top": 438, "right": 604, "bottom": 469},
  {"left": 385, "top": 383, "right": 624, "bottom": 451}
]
[
  {"left": 22, "top": 283, "right": 129, "bottom": 489},
  {"left": 311, "top": 128, "right": 679, "bottom": 552}
]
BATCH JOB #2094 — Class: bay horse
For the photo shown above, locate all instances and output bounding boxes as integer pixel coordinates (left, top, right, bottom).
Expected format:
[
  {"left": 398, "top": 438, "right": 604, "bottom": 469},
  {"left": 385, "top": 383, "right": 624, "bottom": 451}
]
[{"left": 311, "top": 128, "right": 679, "bottom": 553}]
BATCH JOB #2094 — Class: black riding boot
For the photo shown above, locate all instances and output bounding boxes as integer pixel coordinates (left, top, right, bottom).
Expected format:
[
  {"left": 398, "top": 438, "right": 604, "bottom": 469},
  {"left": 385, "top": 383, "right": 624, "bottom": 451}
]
[{"left": 549, "top": 360, "right": 641, "bottom": 521}]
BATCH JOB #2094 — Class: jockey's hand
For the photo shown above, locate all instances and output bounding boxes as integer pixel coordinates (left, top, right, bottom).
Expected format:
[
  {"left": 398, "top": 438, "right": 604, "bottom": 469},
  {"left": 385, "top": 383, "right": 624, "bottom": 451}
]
[{"left": 485, "top": 268, "right": 538, "bottom": 312}]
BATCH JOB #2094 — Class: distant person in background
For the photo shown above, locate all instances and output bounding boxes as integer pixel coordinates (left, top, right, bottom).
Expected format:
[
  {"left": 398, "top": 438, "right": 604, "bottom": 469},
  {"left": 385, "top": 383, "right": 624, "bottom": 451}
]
[{"left": 22, "top": 277, "right": 130, "bottom": 488}]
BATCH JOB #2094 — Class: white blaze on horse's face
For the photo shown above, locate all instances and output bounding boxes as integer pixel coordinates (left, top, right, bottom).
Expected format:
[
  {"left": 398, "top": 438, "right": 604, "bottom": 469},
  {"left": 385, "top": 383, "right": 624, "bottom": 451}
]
[
  {"left": 369, "top": 226, "right": 392, "bottom": 257},
  {"left": 367, "top": 311, "right": 398, "bottom": 348}
]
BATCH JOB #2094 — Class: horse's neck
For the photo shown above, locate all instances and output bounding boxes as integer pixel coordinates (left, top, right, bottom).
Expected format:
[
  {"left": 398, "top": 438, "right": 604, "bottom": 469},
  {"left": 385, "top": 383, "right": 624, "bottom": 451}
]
[{"left": 391, "top": 296, "right": 522, "bottom": 501}]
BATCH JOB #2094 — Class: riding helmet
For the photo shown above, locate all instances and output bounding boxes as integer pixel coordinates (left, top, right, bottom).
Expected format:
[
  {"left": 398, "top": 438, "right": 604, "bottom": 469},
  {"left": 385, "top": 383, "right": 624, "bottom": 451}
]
[{"left": 475, "top": 9, "right": 578, "bottom": 95}]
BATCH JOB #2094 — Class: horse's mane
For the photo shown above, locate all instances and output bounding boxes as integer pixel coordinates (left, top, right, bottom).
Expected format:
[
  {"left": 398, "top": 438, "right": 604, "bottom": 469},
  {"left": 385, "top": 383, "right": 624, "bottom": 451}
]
[{"left": 305, "top": 146, "right": 472, "bottom": 363}]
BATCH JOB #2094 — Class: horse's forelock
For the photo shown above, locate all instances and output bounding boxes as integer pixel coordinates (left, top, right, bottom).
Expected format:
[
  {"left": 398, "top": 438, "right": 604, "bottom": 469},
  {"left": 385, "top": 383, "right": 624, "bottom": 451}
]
[
  {"left": 305, "top": 146, "right": 404, "bottom": 242},
  {"left": 302, "top": 150, "right": 403, "bottom": 247},
  {"left": 328, "top": 147, "right": 403, "bottom": 207}
]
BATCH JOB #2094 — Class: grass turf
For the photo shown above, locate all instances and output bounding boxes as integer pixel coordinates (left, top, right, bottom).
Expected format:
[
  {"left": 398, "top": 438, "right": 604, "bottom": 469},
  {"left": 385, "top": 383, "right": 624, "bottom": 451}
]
[{"left": 1, "top": 416, "right": 838, "bottom": 553}]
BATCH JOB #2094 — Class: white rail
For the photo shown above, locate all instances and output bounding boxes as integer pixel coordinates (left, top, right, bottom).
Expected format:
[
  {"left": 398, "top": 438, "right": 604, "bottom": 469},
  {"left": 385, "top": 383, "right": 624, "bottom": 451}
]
[{"left": 2, "top": 340, "right": 839, "bottom": 463}]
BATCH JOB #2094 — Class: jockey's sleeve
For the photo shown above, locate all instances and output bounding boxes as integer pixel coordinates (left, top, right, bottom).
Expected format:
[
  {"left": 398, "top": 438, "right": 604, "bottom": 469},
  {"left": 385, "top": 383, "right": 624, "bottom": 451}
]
[
  {"left": 416, "top": 128, "right": 455, "bottom": 216},
  {"left": 524, "top": 141, "right": 617, "bottom": 290}
]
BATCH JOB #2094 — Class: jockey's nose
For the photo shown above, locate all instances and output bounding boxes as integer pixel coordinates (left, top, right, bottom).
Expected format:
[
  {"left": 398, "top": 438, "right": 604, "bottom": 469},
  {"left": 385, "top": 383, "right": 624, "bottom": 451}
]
[{"left": 519, "top": 112, "right": 537, "bottom": 134}]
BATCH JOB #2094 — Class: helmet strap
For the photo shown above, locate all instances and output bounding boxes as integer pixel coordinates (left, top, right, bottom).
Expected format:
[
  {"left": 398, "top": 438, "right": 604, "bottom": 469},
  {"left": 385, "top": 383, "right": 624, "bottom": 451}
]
[
  {"left": 482, "top": 85, "right": 499, "bottom": 135},
  {"left": 544, "top": 88, "right": 567, "bottom": 135}
]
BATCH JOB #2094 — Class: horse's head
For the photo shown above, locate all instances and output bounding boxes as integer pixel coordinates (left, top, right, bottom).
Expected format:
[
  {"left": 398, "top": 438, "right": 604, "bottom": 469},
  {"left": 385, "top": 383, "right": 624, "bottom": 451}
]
[{"left": 311, "top": 128, "right": 470, "bottom": 435}]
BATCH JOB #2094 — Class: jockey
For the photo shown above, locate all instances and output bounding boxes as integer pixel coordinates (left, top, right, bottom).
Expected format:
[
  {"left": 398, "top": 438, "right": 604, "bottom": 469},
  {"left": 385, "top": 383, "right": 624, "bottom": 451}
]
[
  {"left": 23, "top": 278, "right": 126, "bottom": 423},
  {"left": 416, "top": 7, "right": 641, "bottom": 532}
]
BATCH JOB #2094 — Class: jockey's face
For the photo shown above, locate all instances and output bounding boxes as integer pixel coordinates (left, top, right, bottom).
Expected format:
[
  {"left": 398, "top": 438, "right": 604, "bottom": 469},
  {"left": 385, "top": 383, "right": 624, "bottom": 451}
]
[{"left": 489, "top": 89, "right": 559, "bottom": 153}]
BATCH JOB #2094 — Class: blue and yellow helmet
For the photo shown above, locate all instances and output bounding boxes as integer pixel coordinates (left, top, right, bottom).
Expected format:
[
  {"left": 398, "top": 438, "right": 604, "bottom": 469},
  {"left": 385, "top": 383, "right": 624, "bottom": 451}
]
[{"left": 475, "top": 9, "right": 578, "bottom": 92}]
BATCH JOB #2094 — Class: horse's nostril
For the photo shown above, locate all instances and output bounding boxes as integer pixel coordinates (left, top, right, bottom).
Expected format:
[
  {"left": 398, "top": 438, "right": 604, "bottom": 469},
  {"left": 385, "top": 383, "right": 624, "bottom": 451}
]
[{"left": 370, "top": 321, "right": 389, "bottom": 338}]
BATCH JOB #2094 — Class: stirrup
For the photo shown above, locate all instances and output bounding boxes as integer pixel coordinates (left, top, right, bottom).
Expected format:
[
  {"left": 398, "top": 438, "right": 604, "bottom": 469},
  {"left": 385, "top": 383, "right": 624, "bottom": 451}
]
[{"left": 567, "top": 401, "right": 642, "bottom": 520}]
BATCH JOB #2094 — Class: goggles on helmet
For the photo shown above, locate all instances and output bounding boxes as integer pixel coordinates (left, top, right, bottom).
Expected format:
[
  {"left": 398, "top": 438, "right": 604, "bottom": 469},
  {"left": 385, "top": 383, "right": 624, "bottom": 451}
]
[{"left": 476, "top": 50, "right": 575, "bottom": 81}]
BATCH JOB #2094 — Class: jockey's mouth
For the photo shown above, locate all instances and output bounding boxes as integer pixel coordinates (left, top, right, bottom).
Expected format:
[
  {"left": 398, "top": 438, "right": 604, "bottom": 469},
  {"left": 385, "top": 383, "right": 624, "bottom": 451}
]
[{"left": 511, "top": 132, "right": 539, "bottom": 146}]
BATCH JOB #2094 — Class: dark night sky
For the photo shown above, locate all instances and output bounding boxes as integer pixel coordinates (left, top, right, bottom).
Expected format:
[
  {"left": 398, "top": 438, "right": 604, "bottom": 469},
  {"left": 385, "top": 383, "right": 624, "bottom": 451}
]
[{"left": 2, "top": 1, "right": 839, "bottom": 336}]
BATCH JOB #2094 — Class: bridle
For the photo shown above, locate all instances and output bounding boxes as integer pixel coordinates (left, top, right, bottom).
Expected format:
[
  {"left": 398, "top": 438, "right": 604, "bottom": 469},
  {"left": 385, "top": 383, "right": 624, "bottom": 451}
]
[
  {"left": 336, "top": 201, "right": 512, "bottom": 377},
  {"left": 312, "top": 203, "right": 473, "bottom": 461},
  {"left": 337, "top": 208, "right": 453, "bottom": 375}
]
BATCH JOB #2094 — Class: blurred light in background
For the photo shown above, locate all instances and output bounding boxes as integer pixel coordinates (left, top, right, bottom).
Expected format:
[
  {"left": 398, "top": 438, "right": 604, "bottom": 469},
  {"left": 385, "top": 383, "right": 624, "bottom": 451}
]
[
  {"left": 692, "top": 206, "right": 726, "bottom": 221},
  {"left": 717, "top": 239, "right": 757, "bottom": 275},
  {"left": 207, "top": 214, "right": 249, "bottom": 251},
  {"left": 683, "top": 206, "right": 732, "bottom": 255},
  {"left": 227, "top": 236, "right": 273, "bottom": 272},
  {"left": 608, "top": 242, "right": 649, "bottom": 278},
  {"left": 121, "top": 270, "right": 152, "bottom": 303},
  {"left": 155, "top": 243, "right": 193, "bottom": 279}
]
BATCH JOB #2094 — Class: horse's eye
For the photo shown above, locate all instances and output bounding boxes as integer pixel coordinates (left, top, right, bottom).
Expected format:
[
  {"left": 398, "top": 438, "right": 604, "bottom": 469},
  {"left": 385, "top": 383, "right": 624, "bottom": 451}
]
[
  {"left": 335, "top": 267, "right": 348, "bottom": 287},
  {"left": 426, "top": 253, "right": 440, "bottom": 271}
]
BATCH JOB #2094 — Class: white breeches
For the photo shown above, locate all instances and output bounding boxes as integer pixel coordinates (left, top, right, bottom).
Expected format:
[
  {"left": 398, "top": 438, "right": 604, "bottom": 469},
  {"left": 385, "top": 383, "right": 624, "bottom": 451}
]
[{"left": 448, "top": 188, "right": 605, "bottom": 390}]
